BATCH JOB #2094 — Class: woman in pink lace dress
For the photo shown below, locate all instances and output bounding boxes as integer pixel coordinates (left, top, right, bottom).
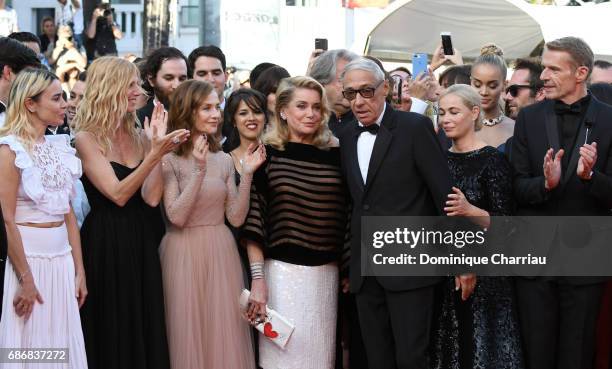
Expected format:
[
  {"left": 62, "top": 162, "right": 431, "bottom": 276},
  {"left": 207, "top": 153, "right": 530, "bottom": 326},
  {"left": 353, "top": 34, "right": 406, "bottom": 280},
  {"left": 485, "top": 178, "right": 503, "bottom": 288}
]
[{"left": 160, "top": 80, "right": 266, "bottom": 369}]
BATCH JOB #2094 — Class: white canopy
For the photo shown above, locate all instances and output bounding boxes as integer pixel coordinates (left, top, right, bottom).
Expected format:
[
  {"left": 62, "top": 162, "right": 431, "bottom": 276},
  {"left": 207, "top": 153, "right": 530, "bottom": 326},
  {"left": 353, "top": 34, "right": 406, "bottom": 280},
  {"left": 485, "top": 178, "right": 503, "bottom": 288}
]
[{"left": 364, "top": 0, "right": 612, "bottom": 62}]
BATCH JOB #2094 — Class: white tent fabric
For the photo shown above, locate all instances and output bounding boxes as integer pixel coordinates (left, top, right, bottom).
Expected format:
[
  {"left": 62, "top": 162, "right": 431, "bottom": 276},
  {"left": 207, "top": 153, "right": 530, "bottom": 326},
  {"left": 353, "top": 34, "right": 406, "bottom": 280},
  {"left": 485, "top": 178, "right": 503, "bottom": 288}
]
[{"left": 365, "top": 0, "right": 612, "bottom": 62}]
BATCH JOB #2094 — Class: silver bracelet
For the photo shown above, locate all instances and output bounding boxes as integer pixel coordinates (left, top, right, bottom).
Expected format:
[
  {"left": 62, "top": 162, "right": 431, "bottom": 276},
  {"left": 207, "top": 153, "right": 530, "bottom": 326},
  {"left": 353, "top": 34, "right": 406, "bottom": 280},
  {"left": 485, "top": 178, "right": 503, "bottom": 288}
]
[
  {"left": 250, "top": 262, "right": 265, "bottom": 280},
  {"left": 17, "top": 269, "right": 30, "bottom": 284}
]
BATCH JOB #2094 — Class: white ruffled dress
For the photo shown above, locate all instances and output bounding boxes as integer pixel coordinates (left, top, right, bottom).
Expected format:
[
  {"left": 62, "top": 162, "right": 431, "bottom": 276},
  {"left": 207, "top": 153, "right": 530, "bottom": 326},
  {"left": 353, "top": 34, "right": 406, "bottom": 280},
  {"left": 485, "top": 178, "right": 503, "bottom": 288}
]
[{"left": 0, "top": 134, "right": 88, "bottom": 369}]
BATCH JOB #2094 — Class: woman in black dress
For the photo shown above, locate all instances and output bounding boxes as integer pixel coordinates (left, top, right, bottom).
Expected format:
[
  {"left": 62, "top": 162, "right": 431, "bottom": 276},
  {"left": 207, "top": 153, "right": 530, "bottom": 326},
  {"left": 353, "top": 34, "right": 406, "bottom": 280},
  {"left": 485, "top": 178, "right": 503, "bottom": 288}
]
[
  {"left": 74, "top": 57, "right": 189, "bottom": 369},
  {"left": 433, "top": 84, "right": 523, "bottom": 369}
]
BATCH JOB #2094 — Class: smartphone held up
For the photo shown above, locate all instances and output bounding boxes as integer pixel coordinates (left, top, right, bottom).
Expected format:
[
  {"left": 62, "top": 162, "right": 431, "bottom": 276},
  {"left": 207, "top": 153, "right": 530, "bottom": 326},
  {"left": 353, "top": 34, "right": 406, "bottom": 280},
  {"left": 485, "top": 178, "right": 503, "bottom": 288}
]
[{"left": 441, "top": 32, "right": 454, "bottom": 55}]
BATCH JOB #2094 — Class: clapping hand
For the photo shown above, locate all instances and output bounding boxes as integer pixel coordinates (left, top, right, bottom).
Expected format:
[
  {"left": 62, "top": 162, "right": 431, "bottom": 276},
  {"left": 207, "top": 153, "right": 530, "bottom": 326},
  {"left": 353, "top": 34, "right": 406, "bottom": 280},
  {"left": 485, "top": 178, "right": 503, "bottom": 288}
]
[
  {"left": 191, "top": 134, "right": 209, "bottom": 167},
  {"left": 144, "top": 103, "right": 168, "bottom": 141},
  {"left": 577, "top": 142, "right": 597, "bottom": 180},
  {"left": 543, "top": 148, "right": 564, "bottom": 190},
  {"left": 242, "top": 143, "right": 266, "bottom": 175}
]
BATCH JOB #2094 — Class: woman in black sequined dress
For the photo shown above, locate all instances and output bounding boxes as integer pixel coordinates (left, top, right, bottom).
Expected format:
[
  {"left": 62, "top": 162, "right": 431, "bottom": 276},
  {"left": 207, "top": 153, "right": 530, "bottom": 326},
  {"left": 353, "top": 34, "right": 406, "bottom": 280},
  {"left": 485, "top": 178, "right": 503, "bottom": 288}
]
[{"left": 432, "top": 84, "right": 524, "bottom": 369}]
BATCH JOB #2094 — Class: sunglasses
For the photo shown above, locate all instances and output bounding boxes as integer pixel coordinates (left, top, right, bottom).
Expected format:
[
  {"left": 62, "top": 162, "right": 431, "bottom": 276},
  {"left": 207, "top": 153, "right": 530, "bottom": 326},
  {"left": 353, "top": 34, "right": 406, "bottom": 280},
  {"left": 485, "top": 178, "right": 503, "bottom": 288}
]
[
  {"left": 505, "top": 84, "right": 533, "bottom": 97},
  {"left": 342, "top": 80, "right": 384, "bottom": 101}
]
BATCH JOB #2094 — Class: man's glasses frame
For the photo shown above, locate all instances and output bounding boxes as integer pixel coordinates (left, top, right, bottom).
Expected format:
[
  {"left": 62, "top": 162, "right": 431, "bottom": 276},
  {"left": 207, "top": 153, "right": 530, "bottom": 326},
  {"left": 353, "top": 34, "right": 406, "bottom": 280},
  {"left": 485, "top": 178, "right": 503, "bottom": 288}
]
[
  {"left": 342, "top": 80, "right": 384, "bottom": 101},
  {"left": 505, "top": 84, "right": 534, "bottom": 98}
]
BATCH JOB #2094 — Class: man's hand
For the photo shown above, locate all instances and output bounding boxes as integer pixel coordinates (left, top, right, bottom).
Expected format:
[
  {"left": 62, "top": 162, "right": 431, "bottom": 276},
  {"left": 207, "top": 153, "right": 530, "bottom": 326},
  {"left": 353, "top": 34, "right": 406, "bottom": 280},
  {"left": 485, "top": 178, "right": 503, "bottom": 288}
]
[
  {"left": 543, "top": 148, "right": 564, "bottom": 190},
  {"left": 577, "top": 142, "right": 597, "bottom": 180}
]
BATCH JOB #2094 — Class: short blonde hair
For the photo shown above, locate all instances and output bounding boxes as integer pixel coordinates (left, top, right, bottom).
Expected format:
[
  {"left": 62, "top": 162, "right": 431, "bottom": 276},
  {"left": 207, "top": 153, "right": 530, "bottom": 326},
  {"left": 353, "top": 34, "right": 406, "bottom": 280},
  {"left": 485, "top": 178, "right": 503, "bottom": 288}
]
[
  {"left": 0, "top": 68, "right": 58, "bottom": 150},
  {"left": 264, "top": 76, "right": 333, "bottom": 150},
  {"left": 440, "top": 84, "right": 483, "bottom": 131},
  {"left": 74, "top": 57, "right": 142, "bottom": 154}
]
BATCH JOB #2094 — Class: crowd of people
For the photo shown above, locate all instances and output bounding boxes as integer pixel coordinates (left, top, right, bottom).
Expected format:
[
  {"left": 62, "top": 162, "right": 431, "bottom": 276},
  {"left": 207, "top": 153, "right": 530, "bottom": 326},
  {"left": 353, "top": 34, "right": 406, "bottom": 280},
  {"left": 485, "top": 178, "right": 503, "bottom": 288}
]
[{"left": 1, "top": 6, "right": 612, "bottom": 369}]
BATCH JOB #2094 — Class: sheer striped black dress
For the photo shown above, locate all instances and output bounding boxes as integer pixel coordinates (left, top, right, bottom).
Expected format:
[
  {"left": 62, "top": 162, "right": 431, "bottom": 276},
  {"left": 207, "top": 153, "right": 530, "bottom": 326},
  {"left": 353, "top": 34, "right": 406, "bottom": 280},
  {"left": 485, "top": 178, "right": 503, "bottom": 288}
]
[{"left": 242, "top": 142, "right": 349, "bottom": 369}]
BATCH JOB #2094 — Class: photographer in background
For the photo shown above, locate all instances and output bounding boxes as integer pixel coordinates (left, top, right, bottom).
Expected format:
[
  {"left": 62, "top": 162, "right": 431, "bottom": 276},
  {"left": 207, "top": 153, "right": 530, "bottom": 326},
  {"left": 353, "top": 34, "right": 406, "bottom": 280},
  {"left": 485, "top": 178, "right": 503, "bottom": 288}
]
[
  {"left": 56, "top": 0, "right": 83, "bottom": 50},
  {"left": 86, "top": 3, "right": 121, "bottom": 60}
]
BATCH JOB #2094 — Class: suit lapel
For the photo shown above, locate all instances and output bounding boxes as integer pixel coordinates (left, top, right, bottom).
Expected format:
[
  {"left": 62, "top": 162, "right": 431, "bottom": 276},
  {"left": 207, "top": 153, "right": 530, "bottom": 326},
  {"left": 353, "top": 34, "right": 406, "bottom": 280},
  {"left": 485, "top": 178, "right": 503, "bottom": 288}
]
[
  {"left": 560, "top": 98, "right": 600, "bottom": 190},
  {"left": 346, "top": 124, "right": 365, "bottom": 194},
  {"left": 544, "top": 102, "right": 561, "bottom": 153},
  {"left": 364, "top": 107, "right": 396, "bottom": 195}
]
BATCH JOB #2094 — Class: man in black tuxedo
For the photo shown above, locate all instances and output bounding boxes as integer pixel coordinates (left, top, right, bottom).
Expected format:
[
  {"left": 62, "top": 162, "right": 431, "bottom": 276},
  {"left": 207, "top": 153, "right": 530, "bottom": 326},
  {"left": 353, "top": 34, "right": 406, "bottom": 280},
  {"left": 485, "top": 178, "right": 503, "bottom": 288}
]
[
  {"left": 511, "top": 37, "right": 612, "bottom": 369},
  {"left": 338, "top": 58, "right": 454, "bottom": 369}
]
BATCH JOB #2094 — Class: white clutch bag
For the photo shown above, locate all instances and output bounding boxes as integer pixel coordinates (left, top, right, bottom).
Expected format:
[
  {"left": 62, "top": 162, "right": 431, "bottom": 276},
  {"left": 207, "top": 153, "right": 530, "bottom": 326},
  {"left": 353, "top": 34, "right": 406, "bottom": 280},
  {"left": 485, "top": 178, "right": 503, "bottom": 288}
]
[{"left": 239, "top": 289, "right": 295, "bottom": 349}]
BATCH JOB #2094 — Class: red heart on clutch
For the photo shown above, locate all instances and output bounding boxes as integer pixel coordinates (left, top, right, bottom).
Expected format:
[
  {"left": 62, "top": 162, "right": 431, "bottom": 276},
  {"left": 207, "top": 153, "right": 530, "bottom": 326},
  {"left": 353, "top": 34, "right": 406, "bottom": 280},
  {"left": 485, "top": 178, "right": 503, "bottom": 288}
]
[{"left": 263, "top": 322, "right": 279, "bottom": 338}]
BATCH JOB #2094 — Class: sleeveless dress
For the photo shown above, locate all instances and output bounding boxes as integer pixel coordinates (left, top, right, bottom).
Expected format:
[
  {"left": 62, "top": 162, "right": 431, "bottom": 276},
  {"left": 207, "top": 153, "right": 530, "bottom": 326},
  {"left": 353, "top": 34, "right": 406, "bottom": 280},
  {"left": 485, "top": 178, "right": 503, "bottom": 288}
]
[
  {"left": 0, "top": 134, "right": 87, "bottom": 369},
  {"left": 79, "top": 162, "right": 169, "bottom": 369},
  {"left": 160, "top": 151, "right": 255, "bottom": 369}
]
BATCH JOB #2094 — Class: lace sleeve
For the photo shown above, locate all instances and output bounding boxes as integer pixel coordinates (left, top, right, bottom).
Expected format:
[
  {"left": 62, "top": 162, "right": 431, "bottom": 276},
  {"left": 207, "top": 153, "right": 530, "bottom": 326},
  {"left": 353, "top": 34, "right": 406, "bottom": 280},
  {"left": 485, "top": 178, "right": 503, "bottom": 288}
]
[
  {"left": 162, "top": 154, "right": 206, "bottom": 228},
  {"left": 224, "top": 154, "right": 253, "bottom": 227},
  {"left": 485, "top": 152, "right": 515, "bottom": 216}
]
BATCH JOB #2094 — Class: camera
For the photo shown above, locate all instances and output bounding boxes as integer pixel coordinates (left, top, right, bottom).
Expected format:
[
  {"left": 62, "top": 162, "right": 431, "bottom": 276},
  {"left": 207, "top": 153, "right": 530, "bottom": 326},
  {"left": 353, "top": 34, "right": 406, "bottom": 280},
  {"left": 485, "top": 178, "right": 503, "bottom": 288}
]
[{"left": 98, "top": 3, "right": 114, "bottom": 18}]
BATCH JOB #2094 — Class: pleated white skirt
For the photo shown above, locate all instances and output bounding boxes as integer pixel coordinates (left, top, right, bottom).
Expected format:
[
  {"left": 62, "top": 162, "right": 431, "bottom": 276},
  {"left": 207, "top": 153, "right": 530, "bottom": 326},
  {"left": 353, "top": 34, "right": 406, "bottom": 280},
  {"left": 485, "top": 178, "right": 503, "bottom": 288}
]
[
  {"left": 0, "top": 224, "right": 87, "bottom": 369},
  {"left": 259, "top": 259, "right": 338, "bottom": 369}
]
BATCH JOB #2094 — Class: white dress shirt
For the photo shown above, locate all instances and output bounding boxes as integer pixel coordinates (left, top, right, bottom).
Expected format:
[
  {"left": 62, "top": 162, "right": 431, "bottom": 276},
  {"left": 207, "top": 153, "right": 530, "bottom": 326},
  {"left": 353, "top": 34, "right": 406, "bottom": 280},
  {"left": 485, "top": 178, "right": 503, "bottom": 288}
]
[{"left": 357, "top": 104, "right": 386, "bottom": 184}]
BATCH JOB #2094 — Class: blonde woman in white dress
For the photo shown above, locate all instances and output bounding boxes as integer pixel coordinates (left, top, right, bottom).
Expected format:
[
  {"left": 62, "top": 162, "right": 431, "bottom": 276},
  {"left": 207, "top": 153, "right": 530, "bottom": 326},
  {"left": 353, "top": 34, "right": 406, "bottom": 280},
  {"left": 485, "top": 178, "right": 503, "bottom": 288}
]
[{"left": 0, "top": 68, "right": 88, "bottom": 368}]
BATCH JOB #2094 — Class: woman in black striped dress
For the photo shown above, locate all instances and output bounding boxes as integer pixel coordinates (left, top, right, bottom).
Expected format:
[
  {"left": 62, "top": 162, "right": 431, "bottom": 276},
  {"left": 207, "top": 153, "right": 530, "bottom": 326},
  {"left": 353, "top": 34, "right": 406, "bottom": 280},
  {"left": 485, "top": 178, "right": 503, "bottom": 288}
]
[{"left": 241, "top": 76, "right": 349, "bottom": 369}]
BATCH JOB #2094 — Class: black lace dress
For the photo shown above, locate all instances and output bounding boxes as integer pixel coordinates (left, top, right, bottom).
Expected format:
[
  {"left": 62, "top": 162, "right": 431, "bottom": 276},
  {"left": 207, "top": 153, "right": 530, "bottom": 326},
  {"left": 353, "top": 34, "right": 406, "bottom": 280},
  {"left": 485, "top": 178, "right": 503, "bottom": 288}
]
[{"left": 431, "top": 146, "right": 524, "bottom": 369}]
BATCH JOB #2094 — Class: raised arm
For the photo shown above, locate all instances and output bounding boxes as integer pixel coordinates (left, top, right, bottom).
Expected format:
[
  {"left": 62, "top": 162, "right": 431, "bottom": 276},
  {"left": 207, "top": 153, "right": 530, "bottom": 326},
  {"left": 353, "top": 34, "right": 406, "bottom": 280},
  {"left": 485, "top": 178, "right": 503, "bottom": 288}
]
[
  {"left": 75, "top": 128, "right": 185, "bottom": 207},
  {"left": 226, "top": 144, "right": 266, "bottom": 227},
  {"left": 141, "top": 104, "right": 190, "bottom": 207},
  {"left": 162, "top": 135, "right": 209, "bottom": 227}
]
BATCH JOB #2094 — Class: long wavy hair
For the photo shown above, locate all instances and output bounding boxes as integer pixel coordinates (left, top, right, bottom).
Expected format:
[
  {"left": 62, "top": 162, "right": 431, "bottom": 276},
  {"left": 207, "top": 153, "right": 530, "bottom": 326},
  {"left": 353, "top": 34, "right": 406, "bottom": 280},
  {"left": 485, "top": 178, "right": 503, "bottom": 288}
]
[
  {"left": 0, "top": 68, "right": 58, "bottom": 150},
  {"left": 73, "top": 57, "right": 142, "bottom": 154},
  {"left": 263, "top": 76, "right": 333, "bottom": 151},
  {"left": 167, "top": 80, "right": 221, "bottom": 156}
]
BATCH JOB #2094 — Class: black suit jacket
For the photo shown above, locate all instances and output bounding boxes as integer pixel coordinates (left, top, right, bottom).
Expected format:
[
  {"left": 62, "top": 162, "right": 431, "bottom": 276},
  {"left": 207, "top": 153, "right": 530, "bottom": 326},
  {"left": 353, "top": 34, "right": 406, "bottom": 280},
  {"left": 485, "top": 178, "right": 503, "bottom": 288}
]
[
  {"left": 136, "top": 97, "right": 155, "bottom": 127},
  {"left": 339, "top": 106, "right": 452, "bottom": 293},
  {"left": 511, "top": 97, "right": 612, "bottom": 284}
]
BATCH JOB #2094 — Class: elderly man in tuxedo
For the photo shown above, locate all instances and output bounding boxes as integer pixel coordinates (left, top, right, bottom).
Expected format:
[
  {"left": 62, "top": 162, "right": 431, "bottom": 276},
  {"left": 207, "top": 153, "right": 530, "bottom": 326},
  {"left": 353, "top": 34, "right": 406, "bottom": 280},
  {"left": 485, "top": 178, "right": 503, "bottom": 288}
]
[
  {"left": 338, "top": 57, "right": 459, "bottom": 369},
  {"left": 511, "top": 37, "right": 612, "bottom": 369}
]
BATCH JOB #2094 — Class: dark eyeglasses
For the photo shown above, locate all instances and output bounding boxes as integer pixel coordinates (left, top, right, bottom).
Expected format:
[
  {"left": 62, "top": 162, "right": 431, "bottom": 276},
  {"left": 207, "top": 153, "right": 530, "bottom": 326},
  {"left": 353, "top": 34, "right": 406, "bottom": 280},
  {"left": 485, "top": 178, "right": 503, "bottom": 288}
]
[
  {"left": 505, "top": 84, "right": 533, "bottom": 97},
  {"left": 342, "top": 80, "right": 384, "bottom": 101}
]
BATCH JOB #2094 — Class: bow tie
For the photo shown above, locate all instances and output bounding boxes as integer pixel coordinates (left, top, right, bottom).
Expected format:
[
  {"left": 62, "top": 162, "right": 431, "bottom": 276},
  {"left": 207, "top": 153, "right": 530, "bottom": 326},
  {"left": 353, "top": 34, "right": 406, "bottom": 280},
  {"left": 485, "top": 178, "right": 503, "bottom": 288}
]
[
  {"left": 0, "top": 103, "right": 5, "bottom": 114},
  {"left": 356, "top": 124, "right": 379, "bottom": 135},
  {"left": 554, "top": 101, "right": 582, "bottom": 115}
]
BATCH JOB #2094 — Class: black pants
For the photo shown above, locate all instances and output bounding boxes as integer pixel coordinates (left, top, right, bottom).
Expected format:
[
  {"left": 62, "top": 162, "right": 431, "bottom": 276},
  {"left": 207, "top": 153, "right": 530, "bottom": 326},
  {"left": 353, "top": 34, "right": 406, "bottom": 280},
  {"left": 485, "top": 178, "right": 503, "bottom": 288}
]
[
  {"left": 355, "top": 277, "right": 436, "bottom": 369},
  {"left": 337, "top": 290, "right": 369, "bottom": 369},
  {"left": 516, "top": 278, "right": 604, "bottom": 369}
]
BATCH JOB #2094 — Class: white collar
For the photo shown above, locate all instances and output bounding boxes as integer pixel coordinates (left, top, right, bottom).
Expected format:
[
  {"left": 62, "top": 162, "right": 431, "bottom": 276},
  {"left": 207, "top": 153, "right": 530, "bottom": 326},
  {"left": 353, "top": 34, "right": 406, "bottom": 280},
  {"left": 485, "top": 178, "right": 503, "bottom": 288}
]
[{"left": 357, "top": 103, "right": 386, "bottom": 128}]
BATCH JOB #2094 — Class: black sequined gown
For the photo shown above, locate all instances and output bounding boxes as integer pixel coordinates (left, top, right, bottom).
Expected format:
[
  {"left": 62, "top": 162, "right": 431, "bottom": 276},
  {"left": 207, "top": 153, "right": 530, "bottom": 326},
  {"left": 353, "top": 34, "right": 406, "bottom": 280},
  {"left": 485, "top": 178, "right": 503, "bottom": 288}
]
[{"left": 431, "top": 146, "right": 524, "bottom": 369}]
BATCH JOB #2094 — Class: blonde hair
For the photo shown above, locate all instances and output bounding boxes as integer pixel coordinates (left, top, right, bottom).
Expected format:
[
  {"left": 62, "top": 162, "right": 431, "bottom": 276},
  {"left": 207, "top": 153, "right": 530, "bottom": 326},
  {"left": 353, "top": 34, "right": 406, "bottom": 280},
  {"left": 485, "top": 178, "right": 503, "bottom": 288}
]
[
  {"left": 73, "top": 57, "right": 142, "bottom": 154},
  {"left": 440, "top": 84, "right": 483, "bottom": 131},
  {"left": 263, "top": 76, "right": 333, "bottom": 150},
  {"left": 0, "top": 68, "right": 58, "bottom": 150}
]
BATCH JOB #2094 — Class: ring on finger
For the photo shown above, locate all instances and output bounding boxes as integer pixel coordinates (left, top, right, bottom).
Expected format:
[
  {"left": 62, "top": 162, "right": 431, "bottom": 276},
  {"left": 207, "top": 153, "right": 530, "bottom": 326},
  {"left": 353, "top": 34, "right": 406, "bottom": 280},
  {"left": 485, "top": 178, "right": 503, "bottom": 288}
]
[{"left": 172, "top": 137, "right": 180, "bottom": 144}]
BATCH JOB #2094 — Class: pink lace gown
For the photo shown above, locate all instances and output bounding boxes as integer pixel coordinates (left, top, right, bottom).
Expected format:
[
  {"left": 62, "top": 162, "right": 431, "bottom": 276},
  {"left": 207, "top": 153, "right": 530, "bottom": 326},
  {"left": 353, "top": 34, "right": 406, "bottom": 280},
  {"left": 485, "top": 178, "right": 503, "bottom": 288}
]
[{"left": 159, "top": 151, "right": 256, "bottom": 369}]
